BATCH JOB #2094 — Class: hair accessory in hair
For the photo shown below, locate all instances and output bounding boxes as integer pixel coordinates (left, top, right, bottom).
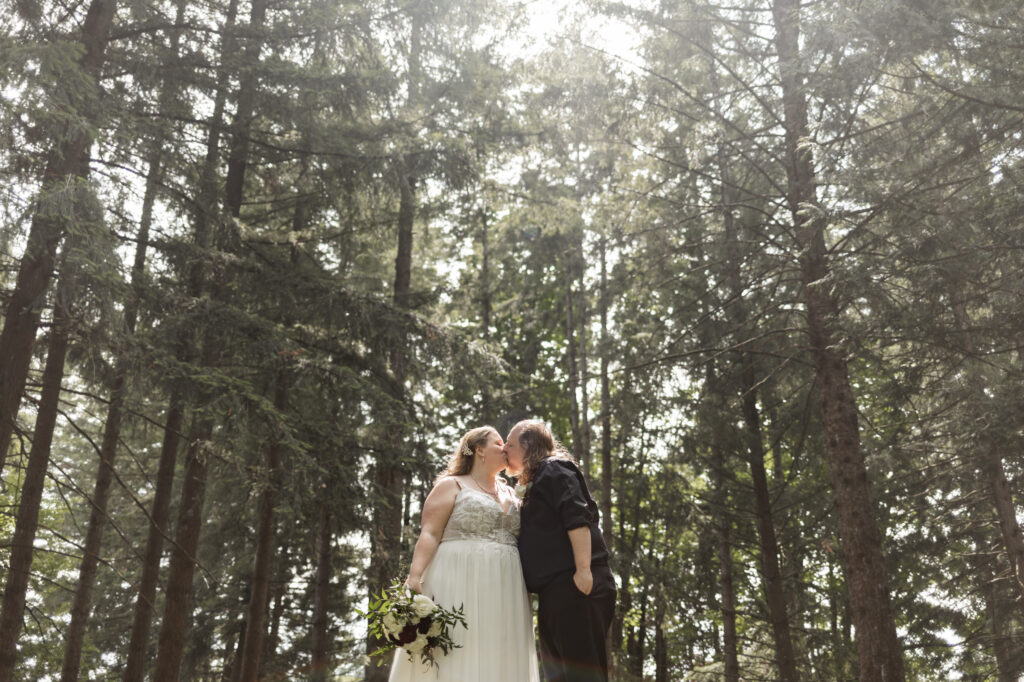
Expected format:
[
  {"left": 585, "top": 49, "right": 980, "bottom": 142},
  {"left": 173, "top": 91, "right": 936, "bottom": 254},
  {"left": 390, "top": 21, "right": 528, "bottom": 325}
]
[{"left": 461, "top": 443, "right": 473, "bottom": 458}]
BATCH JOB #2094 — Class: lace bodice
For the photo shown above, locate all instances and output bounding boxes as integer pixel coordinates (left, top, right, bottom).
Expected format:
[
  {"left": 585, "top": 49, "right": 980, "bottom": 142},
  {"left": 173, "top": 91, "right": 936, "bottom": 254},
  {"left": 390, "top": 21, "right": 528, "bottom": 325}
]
[{"left": 441, "top": 487, "right": 520, "bottom": 546}]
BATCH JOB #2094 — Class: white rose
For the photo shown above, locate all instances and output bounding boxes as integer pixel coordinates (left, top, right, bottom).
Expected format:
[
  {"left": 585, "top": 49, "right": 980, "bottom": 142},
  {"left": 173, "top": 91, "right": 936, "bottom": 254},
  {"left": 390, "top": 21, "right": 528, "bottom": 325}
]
[
  {"left": 382, "top": 612, "right": 402, "bottom": 635},
  {"left": 411, "top": 594, "right": 436, "bottom": 617},
  {"left": 427, "top": 619, "right": 443, "bottom": 637},
  {"left": 405, "top": 633, "right": 429, "bottom": 653}
]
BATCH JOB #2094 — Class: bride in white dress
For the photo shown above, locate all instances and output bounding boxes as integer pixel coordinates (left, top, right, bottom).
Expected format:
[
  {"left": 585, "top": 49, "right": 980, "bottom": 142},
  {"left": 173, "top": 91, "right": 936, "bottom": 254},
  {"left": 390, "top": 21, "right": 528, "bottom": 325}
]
[{"left": 389, "top": 426, "right": 540, "bottom": 682}]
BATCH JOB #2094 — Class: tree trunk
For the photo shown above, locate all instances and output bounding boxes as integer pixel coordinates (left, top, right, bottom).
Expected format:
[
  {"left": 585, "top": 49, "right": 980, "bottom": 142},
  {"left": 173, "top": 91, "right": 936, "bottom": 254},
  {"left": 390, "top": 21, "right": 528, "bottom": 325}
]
[
  {"left": 711, "top": 440, "right": 740, "bottom": 681},
  {"left": 984, "top": 444, "right": 1024, "bottom": 608},
  {"left": 60, "top": 7, "right": 187, "bottom": 679},
  {"left": 123, "top": 0, "right": 240, "bottom": 674},
  {"left": 627, "top": 581, "right": 648, "bottom": 677},
  {"left": 367, "top": 163, "right": 417, "bottom": 682},
  {"left": 577, "top": 267, "right": 592, "bottom": 479},
  {"left": 366, "top": 4, "right": 423, "bottom": 671},
  {"left": 479, "top": 207, "right": 493, "bottom": 423},
  {"left": 123, "top": 394, "right": 186, "bottom": 682},
  {"left": 0, "top": 0, "right": 117, "bottom": 476},
  {"left": 563, "top": 269, "right": 584, "bottom": 463},
  {"left": 310, "top": 506, "right": 333, "bottom": 682},
  {"left": 222, "top": 0, "right": 268, "bottom": 216},
  {"left": 771, "top": 1, "right": 904, "bottom": 679},
  {"left": 262, "top": 564, "right": 286, "bottom": 679},
  {"left": 227, "top": 615, "right": 247, "bottom": 682},
  {"left": 151, "top": 415, "right": 214, "bottom": 682},
  {"left": 714, "top": 75, "right": 798, "bottom": 677},
  {"left": 0, "top": 245, "right": 79, "bottom": 680},
  {"left": 654, "top": 600, "right": 667, "bottom": 682},
  {"left": 741, "top": 378, "right": 799, "bottom": 680},
  {"left": 599, "top": 236, "right": 613, "bottom": 553},
  {"left": 237, "top": 372, "right": 287, "bottom": 682}
]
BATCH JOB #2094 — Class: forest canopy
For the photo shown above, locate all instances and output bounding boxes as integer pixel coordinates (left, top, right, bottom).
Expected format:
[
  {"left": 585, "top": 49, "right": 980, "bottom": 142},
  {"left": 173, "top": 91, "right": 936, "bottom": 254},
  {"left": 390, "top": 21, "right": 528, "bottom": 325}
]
[{"left": 1, "top": 0, "right": 1024, "bottom": 680}]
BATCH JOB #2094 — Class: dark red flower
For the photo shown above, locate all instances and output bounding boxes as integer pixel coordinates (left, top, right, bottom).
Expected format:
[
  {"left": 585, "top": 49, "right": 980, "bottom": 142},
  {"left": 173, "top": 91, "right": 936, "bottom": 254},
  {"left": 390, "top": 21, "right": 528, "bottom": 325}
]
[{"left": 398, "top": 623, "right": 419, "bottom": 644}]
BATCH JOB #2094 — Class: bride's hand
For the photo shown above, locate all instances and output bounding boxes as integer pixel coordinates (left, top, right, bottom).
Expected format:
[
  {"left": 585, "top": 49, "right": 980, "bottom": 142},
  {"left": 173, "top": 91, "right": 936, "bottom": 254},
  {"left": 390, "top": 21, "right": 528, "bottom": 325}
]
[{"left": 405, "top": 575, "right": 424, "bottom": 593}]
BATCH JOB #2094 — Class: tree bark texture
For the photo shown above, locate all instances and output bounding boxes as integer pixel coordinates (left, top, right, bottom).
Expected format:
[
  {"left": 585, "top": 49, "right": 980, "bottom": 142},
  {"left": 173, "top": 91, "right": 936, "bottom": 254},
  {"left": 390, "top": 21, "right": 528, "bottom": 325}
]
[
  {"left": 367, "top": 157, "right": 417, "bottom": 682},
  {"left": 715, "top": 81, "right": 798, "bottom": 679},
  {"left": 237, "top": 372, "right": 287, "bottom": 682},
  {"left": 60, "top": 5, "right": 187, "bottom": 676},
  {"left": 122, "top": 394, "right": 186, "bottom": 682},
  {"left": 223, "top": 0, "right": 269, "bottom": 217},
  {"left": 984, "top": 446, "right": 1024, "bottom": 613},
  {"left": 0, "top": 0, "right": 117, "bottom": 476},
  {"left": 479, "top": 208, "right": 493, "bottom": 422},
  {"left": 310, "top": 506, "right": 333, "bottom": 682},
  {"left": 563, "top": 270, "right": 584, "bottom": 464},
  {"left": 654, "top": 601, "right": 667, "bottom": 682},
  {"left": 0, "top": 251, "right": 78, "bottom": 680},
  {"left": 771, "top": 1, "right": 905, "bottom": 679},
  {"left": 135, "top": 1, "right": 242, "bottom": 676},
  {"left": 740, "top": 379, "right": 799, "bottom": 681},
  {"left": 151, "top": 416, "right": 214, "bottom": 682},
  {"left": 599, "top": 236, "right": 613, "bottom": 553},
  {"left": 711, "top": 441, "right": 740, "bottom": 682},
  {"left": 577, "top": 264, "right": 592, "bottom": 479}
]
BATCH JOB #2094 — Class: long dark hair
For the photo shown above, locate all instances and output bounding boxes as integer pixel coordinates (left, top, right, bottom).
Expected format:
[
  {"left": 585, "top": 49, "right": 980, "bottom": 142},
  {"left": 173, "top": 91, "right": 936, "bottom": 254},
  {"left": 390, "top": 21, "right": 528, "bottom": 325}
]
[{"left": 513, "top": 419, "right": 574, "bottom": 483}]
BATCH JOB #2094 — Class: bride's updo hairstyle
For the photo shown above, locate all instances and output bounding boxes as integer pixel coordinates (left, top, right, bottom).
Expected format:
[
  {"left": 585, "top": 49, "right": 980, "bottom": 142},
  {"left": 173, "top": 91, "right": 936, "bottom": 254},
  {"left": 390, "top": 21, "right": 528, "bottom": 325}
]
[
  {"left": 513, "top": 419, "right": 574, "bottom": 484},
  {"left": 437, "top": 426, "right": 498, "bottom": 483}
]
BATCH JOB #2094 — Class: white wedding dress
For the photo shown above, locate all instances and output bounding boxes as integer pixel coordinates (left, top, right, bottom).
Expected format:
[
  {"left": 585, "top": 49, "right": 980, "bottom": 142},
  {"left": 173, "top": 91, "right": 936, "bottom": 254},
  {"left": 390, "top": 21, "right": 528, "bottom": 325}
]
[{"left": 389, "top": 485, "right": 540, "bottom": 682}]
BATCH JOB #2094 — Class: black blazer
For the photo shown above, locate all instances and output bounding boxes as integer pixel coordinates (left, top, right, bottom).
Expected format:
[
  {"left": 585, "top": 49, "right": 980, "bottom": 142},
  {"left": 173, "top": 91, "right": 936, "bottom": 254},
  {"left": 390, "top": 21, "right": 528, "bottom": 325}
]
[{"left": 518, "top": 458, "right": 609, "bottom": 593}]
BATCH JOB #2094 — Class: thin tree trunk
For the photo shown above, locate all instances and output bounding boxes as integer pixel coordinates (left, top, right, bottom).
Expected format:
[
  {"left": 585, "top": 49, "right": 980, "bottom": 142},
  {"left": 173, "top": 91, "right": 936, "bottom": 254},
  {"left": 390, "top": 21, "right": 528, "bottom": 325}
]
[
  {"left": 713, "top": 67, "right": 798, "bottom": 676},
  {"left": 238, "top": 372, "right": 287, "bottom": 682},
  {"left": 227, "top": 616, "right": 247, "bottom": 682},
  {"left": 154, "top": 5, "right": 256, "bottom": 674},
  {"left": 654, "top": 600, "right": 667, "bottom": 682},
  {"left": 123, "top": 1, "right": 240, "bottom": 675},
  {"left": 122, "top": 394, "right": 185, "bottom": 682},
  {"left": 60, "top": 8, "right": 187, "bottom": 680},
  {"left": 0, "top": 0, "right": 117, "bottom": 476},
  {"left": 366, "top": 163, "right": 415, "bottom": 682},
  {"left": 599, "top": 236, "right": 613, "bottom": 552},
  {"left": 627, "top": 581, "right": 648, "bottom": 677},
  {"left": 984, "top": 444, "right": 1024, "bottom": 608},
  {"left": 222, "top": 0, "right": 268, "bottom": 215},
  {"left": 59, "top": 320, "right": 129, "bottom": 682},
  {"left": 711, "top": 440, "right": 740, "bottom": 681},
  {"left": 771, "top": 2, "right": 904, "bottom": 679},
  {"left": 740, "top": 378, "right": 799, "bottom": 681},
  {"left": 951, "top": 296, "right": 1024, "bottom": 616},
  {"left": 311, "top": 506, "right": 333, "bottom": 682},
  {"left": 228, "top": 5, "right": 275, "bottom": 679},
  {"left": 367, "top": 6, "right": 423, "bottom": 674},
  {"left": 563, "top": 270, "right": 584, "bottom": 462},
  {"left": 479, "top": 207, "right": 492, "bottom": 423},
  {"left": 0, "top": 246, "right": 79, "bottom": 679},
  {"left": 262, "top": 563, "right": 286, "bottom": 679},
  {"left": 151, "top": 413, "right": 214, "bottom": 682},
  {"left": 578, "top": 268, "right": 592, "bottom": 479}
]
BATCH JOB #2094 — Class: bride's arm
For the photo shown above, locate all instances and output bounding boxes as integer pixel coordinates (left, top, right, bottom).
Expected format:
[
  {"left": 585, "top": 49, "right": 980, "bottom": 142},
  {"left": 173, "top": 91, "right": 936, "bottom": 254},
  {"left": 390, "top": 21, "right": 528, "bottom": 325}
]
[{"left": 405, "top": 477, "right": 460, "bottom": 592}]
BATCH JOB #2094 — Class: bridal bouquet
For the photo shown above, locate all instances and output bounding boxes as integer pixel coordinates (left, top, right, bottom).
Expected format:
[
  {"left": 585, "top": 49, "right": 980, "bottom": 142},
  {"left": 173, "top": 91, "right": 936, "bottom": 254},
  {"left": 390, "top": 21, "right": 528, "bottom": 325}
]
[{"left": 364, "top": 582, "right": 467, "bottom": 668}]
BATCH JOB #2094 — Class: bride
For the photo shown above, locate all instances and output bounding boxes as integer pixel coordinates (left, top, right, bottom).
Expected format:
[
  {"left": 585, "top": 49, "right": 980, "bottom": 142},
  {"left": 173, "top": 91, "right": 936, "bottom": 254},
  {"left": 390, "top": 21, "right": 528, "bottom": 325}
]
[{"left": 389, "top": 426, "right": 540, "bottom": 681}]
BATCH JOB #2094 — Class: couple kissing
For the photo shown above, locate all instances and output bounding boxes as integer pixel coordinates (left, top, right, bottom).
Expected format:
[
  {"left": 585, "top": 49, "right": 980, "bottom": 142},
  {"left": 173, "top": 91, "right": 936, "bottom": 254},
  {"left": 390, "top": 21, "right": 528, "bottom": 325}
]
[{"left": 390, "top": 420, "right": 616, "bottom": 682}]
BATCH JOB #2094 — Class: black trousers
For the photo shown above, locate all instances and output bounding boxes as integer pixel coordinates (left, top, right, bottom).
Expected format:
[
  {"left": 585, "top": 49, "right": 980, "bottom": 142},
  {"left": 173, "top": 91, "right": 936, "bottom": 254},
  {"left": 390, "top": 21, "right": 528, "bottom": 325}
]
[{"left": 537, "top": 565, "right": 617, "bottom": 682}]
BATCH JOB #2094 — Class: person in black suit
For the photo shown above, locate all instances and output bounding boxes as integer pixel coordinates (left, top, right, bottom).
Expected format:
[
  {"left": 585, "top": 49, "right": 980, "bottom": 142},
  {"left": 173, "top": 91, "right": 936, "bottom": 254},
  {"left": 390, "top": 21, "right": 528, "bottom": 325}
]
[{"left": 504, "top": 419, "right": 616, "bottom": 682}]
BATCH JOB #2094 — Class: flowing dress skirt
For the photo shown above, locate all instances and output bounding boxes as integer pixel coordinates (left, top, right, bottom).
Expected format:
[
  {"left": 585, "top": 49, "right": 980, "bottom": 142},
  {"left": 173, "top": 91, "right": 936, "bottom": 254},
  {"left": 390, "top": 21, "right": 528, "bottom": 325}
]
[{"left": 388, "top": 538, "right": 540, "bottom": 681}]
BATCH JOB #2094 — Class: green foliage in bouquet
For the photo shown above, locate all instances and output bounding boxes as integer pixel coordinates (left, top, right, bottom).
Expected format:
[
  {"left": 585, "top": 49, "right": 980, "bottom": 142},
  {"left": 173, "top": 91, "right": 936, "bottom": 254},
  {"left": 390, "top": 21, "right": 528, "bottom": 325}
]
[{"left": 363, "top": 582, "right": 468, "bottom": 669}]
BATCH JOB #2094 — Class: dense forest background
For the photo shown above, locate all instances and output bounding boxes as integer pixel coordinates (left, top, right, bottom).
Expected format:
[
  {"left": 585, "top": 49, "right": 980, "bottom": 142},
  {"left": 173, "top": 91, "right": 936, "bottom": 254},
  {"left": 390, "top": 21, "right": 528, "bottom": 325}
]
[{"left": 2, "top": 0, "right": 1024, "bottom": 680}]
